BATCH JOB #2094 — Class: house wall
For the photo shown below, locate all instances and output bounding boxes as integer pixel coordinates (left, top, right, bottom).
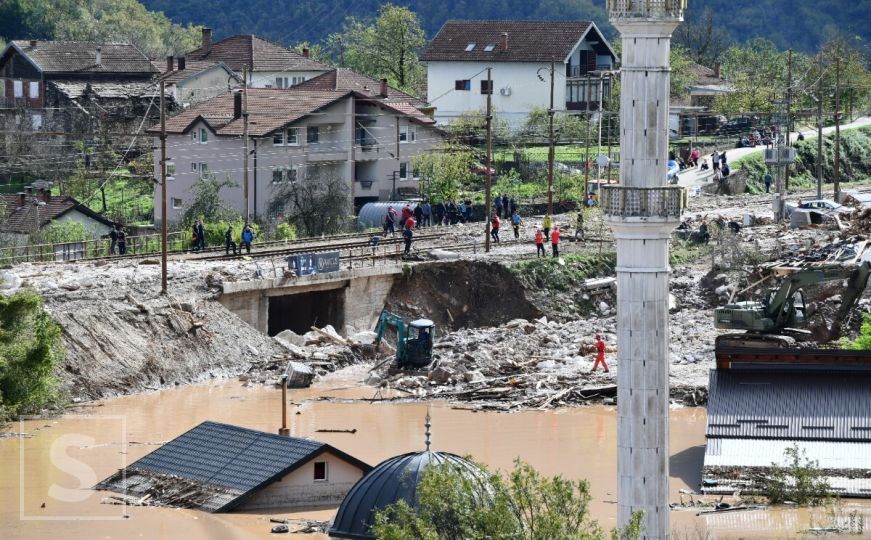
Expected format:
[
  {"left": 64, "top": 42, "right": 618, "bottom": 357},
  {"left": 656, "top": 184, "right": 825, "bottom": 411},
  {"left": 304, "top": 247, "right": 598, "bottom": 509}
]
[
  {"left": 236, "top": 450, "right": 365, "bottom": 510},
  {"left": 53, "top": 209, "right": 113, "bottom": 237},
  {"left": 426, "top": 61, "right": 561, "bottom": 128},
  {"left": 173, "top": 68, "right": 239, "bottom": 106},
  {"left": 248, "top": 70, "right": 329, "bottom": 89}
]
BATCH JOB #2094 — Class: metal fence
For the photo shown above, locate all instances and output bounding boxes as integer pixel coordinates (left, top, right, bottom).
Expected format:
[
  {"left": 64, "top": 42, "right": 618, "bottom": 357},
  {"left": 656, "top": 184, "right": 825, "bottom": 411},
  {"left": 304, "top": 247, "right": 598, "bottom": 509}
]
[
  {"left": 0, "top": 231, "right": 189, "bottom": 265},
  {"left": 607, "top": 0, "right": 687, "bottom": 18}
]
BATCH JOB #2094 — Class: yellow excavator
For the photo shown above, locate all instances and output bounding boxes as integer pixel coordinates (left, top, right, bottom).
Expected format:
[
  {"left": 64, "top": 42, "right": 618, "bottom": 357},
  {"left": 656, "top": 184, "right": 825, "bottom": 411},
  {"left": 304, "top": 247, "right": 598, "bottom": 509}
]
[{"left": 714, "top": 261, "right": 871, "bottom": 349}]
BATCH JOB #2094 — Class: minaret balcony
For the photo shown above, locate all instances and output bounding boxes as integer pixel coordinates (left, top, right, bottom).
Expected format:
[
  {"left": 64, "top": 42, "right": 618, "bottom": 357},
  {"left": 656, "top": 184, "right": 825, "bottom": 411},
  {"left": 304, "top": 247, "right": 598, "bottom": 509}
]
[
  {"left": 601, "top": 186, "right": 685, "bottom": 220},
  {"left": 607, "top": 0, "right": 686, "bottom": 20}
]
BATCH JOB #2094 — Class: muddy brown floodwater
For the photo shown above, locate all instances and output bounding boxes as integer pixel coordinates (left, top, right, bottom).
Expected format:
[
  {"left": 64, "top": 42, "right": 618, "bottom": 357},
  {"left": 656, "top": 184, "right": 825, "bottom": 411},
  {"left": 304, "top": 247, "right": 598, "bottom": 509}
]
[{"left": 2, "top": 365, "right": 869, "bottom": 539}]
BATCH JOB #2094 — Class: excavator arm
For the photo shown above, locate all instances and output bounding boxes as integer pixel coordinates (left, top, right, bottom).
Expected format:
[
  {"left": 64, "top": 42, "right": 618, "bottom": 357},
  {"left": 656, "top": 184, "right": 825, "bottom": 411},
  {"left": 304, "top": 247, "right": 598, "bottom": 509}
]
[
  {"left": 765, "top": 264, "right": 869, "bottom": 328},
  {"left": 373, "top": 309, "right": 408, "bottom": 361},
  {"left": 828, "top": 261, "right": 871, "bottom": 340}
]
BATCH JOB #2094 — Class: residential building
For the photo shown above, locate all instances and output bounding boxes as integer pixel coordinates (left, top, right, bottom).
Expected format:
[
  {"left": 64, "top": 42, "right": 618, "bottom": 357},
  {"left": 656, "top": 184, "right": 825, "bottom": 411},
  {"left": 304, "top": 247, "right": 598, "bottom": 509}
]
[
  {"left": 420, "top": 20, "right": 618, "bottom": 127},
  {"left": 97, "top": 421, "right": 372, "bottom": 511},
  {"left": 186, "top": 29, "right": 330, "bottom": 89},
  {"left": 671, "top": 62, "right": 734, "bottom": 136},
  {"left": 157, "top": 56, "right": 242, "bottom": 107},
  {"left": 150, "top": 84, "right": 441, "bottom": 224},
  {"left": 0, "top": 40, "right": 161, "bottom": 181},
  {"left": 0, "top": 184, "right": 116, "bottom": 256}
]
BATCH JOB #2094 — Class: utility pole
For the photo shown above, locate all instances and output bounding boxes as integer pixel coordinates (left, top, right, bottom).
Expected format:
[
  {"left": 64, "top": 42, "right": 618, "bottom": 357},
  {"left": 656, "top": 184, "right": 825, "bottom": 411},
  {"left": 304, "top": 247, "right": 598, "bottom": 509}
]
[
  {"left": 816, "top": 53, "right": 824, "bottom": 200},
  {"left": 583, "top": 72, "right": 592, "bottom": 196},
  {"left": 596, "top": 72, "right": 606, "bottom": 183},
  {"left": 159, "top": 80, "right": 168, "bottom": 294},
  {"left": 242, "top": 65, "right": 250, "bottom": 223},
  {"left": 784, "top": 49, "right": 792, "bottom": 191},
  {"left": 547, "top": 61, "right": 555, "bottom": 216},
  {"left": 834, "top": 56, "right": 841, "bottom": 201},
  {"left": 485, "top": 68, "right": 493, "bottom": 253}
]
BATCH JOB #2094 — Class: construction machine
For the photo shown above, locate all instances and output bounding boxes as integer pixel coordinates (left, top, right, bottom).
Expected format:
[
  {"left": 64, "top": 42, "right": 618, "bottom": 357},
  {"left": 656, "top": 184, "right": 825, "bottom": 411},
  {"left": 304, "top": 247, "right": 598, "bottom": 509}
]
[
  {"left": 714, "top": 261, "right": 871, "bottom": 349},
  {"left": 373, "top": 310, "right": 435, "bottom": 369}
]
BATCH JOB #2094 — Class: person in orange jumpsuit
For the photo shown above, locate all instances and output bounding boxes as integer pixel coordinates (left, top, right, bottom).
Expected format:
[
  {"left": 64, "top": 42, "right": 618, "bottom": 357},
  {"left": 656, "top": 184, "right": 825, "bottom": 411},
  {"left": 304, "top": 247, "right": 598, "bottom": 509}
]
[
  {"left": 592, "top": 334, "right": 609, "bottom": 373},
  {"left": 534, "top": 228, "right": 545, "bottom": 257}
]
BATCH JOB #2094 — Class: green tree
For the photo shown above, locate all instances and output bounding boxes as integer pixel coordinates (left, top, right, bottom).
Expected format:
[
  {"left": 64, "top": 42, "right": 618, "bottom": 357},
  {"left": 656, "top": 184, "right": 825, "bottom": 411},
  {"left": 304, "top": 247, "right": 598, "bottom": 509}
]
[
  {"left": 524, "top": 107, "right": 592, "bottom": 143},
  {"left": 292, "top": 41, "right": 334, "bottom": 67},
  {"left": 672, "top": 8, "right": 733, "bottom": 67},
  {"left": 763, "top": 445, "right": 832, "bottom": 506},
  {"left": 412, "top": 145, "right": 477, "bottom": 203},
  {"left": 0, "top": 289, "right": 63, "bottom": 419},
  {"left": 443, "top": 109, "right": 510, "bottom": 145},
  {"left": 373, "top": 459, "right": 641, "bottom": 540},
  {"left": 181, "top": 176, "right": 238, "bottom": 227},
  {"left": 327, "top": 4, "right": 426, "bottom": 94},
  {"left": 845, "top": 313, "right": 871, "bottom": 350}
]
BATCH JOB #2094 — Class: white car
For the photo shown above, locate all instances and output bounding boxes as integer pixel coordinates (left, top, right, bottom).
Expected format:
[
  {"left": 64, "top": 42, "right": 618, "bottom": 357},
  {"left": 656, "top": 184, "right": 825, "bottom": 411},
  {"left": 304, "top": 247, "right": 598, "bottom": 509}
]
[{"left": 787, "top": 199, "right": 851, "bottom": 226}]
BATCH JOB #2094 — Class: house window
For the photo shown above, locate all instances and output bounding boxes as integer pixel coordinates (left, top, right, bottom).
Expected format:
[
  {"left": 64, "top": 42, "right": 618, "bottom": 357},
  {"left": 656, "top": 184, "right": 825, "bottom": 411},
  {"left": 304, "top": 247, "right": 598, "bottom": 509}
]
[
  {"left": 273, "top": 131, "right": 285, "bottom": 146},
  {"left": 191, "top": 162, "right": 198, "bottom": 172},
  {"left": 13, "top": 80, "right": 23, "bottom": 98},
  {"left": 28, "top": 81, "right": 38, "bottom": 99},
  {"left": 191, "top": 131, "right": 198, "bottom": 143},
  {"left": 288, "top": 168, "right": 297, "bottom": 183},
  {"left": 287, "top": 127, "right": 300, "bottom": 145},
  {"left": 272, "top": 168, "right": 284, "bottom": 183},
  {"left": 275, "top": 77, "right": 290, "bottom": 89},
  {"left": 307, "top": 126, "right": 319, "bottom": 144},
  {"left": 166, "top": 162, "right": 175, "bottom": 175},
  {"left": 465, "top": 43, "right": 476, "bottom": 52},
  {"left": 199, "top": 128, "right": 208, "bottom": 143},
  {"left": 171, "top": 197, "right": 183, "bottom": 209},
  {"left": 399, "top": 162, "right": 409, "bottom": 181},
  {"left": 313, "top": 461, "right": 327, "bottom": 482},
  {"left": 480, "top": 80, "right": 494, "bottom": 95},
  {"left": 199, "top": 162, "right": 209, "bottom": 176},
  {"left": 292, "top": 76, "right": 306, "bottom": 85},
  {"left": 272, "top": 167, "right": 298, "bottom": 183},
  {"left": 484, "top": 44, "right": 496, "bottom": 52},
  {"left": 30, "top": 113, "right": 42, "bottom": 130},
  {"left": 399, "top": 125, "right": 417, "bottom": 143},
  {"left": 455, "top": 80, "right": 471, "bottom": 91}
]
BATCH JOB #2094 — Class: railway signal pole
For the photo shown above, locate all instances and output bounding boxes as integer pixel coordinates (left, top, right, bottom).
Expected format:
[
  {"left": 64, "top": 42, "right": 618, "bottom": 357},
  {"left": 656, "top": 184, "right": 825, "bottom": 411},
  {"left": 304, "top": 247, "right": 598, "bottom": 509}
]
[{"left": 485, "top": 67, "right": 493, "bottom": 253}]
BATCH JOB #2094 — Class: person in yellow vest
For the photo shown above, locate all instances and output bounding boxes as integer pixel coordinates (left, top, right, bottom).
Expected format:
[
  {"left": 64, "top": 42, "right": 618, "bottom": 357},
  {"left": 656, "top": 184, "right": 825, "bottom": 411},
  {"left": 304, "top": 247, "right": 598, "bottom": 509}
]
[{"left": 542, "top": 214, "right": 552, "bottom": 238}]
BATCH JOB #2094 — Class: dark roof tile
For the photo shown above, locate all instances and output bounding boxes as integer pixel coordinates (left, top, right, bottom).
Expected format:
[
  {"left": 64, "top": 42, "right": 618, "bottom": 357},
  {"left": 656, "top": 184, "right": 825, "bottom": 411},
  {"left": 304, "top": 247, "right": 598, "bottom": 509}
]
[
  {"left": 8, "top": 40, "right": 157, "bottom": 75},
  {"left": 187, "top": 35, "right": 329, "bottom": 72}
]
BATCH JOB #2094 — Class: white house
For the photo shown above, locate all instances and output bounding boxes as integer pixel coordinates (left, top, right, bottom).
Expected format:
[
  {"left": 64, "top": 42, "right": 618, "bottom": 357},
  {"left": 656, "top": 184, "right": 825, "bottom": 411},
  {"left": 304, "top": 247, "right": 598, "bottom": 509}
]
[
  {"left": 187, "top": 29, "right": 330, "bottom": 89},
  {"left": 421, "top": 20, "right": 618, "bottom": 128},
  {"left": 157, "top": 56, "right": 242, "bottom": 107}
]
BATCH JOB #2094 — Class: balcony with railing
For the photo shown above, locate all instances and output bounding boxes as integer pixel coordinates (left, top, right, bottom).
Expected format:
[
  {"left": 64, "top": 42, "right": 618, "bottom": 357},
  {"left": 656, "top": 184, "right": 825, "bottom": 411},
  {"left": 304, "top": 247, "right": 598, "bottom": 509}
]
[
  {"left": 567, "top": 65, "right": 614, "bottom": 78},
  {"left": 601, "top": 186, "right": 685, "bottom": 220},
  {"left": 607, "top": 0, "right": 686, "bottom": 19}
]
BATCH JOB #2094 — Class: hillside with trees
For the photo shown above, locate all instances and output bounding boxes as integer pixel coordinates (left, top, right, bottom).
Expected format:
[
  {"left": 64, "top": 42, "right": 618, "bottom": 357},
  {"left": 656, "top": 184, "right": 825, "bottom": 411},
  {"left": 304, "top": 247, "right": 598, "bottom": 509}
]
[{"left": 141, "top": 0, "right": 869, "bottom": 55}]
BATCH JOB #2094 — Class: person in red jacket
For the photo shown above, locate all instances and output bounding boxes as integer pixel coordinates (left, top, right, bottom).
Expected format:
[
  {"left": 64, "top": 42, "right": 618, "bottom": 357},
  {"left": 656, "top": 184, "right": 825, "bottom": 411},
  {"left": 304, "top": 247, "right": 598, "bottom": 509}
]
[
  {"left": 592, "top": 334, "right": 609, "bottom": 373},
  {"left": 400, "top": 204, "right": 412, "bottom": 228},
  {"left": 490, "top": 213, "right": 500, "bottom": 242},
  {"left": 534, "top": 228, "right": 545, "bottom": 257},
  {"left": 403, "top": 215, "right": 416, "bottom": 255},
  {"left": 550, "top": 226, "right": 560, "bottom": 257}
]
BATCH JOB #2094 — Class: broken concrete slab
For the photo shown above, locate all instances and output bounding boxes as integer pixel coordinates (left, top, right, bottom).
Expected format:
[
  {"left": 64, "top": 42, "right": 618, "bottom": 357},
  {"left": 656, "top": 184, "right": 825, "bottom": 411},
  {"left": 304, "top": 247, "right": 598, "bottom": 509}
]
[{"left": 285, "top": 361, "right": 315, "bottom": 388}]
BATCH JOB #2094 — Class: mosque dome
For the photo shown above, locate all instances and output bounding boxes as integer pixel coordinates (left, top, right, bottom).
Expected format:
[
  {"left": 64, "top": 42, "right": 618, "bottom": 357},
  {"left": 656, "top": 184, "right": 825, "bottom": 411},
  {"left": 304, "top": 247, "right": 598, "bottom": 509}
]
[{"left": 328, "top": 450, "right": 483, "bottom": 539}]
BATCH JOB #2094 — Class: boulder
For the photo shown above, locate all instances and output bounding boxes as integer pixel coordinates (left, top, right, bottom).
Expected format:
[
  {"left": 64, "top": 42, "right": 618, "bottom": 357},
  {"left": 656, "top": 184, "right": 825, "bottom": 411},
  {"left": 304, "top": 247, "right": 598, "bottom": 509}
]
[
  {"left": 428, "top": 365, "right": 454, "bottom": 384},
  {"left": 275, "top": 329, "right": 306, "bottom": 347},
  {"left": 349, "top": 331, "right": 378, "bottom": 345},
  {"left": 285, "top": 361, "right": 315, "bottom": 388}
]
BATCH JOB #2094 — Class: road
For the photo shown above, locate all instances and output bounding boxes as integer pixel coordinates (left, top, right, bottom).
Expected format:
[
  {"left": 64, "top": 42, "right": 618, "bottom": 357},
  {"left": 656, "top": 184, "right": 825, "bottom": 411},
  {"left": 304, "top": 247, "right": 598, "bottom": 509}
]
[{"left": 677, "top": 116, "right": 871, "bottom": 193}]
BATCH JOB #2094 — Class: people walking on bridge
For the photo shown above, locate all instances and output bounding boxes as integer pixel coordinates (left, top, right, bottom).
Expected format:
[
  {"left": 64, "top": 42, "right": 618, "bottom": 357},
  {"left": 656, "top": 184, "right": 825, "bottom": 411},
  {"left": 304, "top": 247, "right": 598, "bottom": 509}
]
[
  {"left": 551, "top": 226, "right": 560, "bottom": 257},
  {"left": 108, "top": 224, "right": 119, "bottom": 255},
  {"left": 465, "top": 199, "right": 473, "bottom": 222},
  {"left": 592, "top": 334, "right": 609, "bottom": 373},
  {"left": 384, "top": 206, "right": 397, "bottom": 236},
  {"left": 711, "top": 150, "right": 720, "bottom": 173},
  {"left": 494, "top": 195, "right": 503, "bottom": 218},
  {"left": 511, "top": 210, "right": 522, "bottom": 239},
  {"left": 403, "top": 215, "right": 415, "bottom": 255},
  {"left": 225, "top": 225, "right": 238, "bottom": 256},
  {"left": 535, "top": 228, "right": 545, "bottom": 257},
  {"left": 510, "top": 197, "right": 518, "bottom": 216},
  {"left": 458, "top": 200, "right": 467, "bottom": 223},
  {"left": 195, "top": 220, "right": 206, "bottom": 251},
  {"left": 242, "top": 224, "right": 254, "bottom": 254},
  {"left": 719, "top": 151, "right": 727, "bottom": 168},
  {"left": 764, "top": 173, "right": 773, "bottom": 193},
  {"left": 421, "top": 201, "right": 432, "bottom": 227},
  {"left": 413, "top": 203, "right": 423, "bottom": 228},
  {"left": 542, "top": 214, "right": 552, "bottom": 239},
  {"left": 447, "top": 201, "right": 457, "bottom": 224},
  {"left": 490, "top": 213, "right": 501, "bottom": 243},
  {"left": 117, "top": 227, "right": 127, "bottom": 255},
  {"left": 400, "top": 204, "right": 412, "bottom": 229}
]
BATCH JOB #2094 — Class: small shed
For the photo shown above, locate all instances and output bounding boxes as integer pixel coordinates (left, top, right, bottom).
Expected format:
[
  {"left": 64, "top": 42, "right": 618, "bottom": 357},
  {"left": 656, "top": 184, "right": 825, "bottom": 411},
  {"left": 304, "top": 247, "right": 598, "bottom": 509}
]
[{"left": 97, "top": 421, "right": 371, "bottom": 511}]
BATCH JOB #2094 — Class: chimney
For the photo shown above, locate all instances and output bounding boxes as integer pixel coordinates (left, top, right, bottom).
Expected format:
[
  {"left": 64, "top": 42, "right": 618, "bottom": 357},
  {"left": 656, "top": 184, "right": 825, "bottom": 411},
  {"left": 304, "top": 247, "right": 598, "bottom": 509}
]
[
  {"left": 713, "top": 62, "right": 721, "bottom": 79},
  {"left": 166, "top": 55, "right": 174, "bottom": 72},
  {"left": 302, "top": 47, "right": 310, "bottom": 58},
  {"left": 17, "top": 192, "right": 25, "bottom": 206},
  {"left": 29, "top": 40, "right": 37, "bottom": 48},
  {"left": 95, "top": 46, "right": 102, "bottom": 66},
  {"left": 379, "top": 78, "right": 389, "bottom": 98},
  {"left": 233, "top": 91, "right": 242, "bottom": 119},
  {"left": 500, "top": 32, "right": 509, "bottom": 52},
  {"left": 202, "top": 28, "right": 212, "bottom": 55},
  {"left": 178, "top": 57, "right": 186, "bottom": 70}
]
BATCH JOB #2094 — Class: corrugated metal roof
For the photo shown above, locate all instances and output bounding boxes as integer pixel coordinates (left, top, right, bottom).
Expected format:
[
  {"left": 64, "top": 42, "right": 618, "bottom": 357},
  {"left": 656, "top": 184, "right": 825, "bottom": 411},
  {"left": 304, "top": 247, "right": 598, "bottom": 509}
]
[
  {"left": 706, "top": 370, "right": 871, "bottom": 442},
  {"left": 96, "top": 421, "right": 369, "bottom": 512},
  {"left": 705, "top": 438, "right": 871, "bottom": 470}
]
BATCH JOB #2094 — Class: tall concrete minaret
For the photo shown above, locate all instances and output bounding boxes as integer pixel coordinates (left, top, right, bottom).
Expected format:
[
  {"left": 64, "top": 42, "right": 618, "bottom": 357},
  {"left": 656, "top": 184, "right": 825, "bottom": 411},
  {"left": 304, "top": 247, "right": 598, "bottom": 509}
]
[{"left": 603, "top": 1, "right": 686, "bottom": 539}]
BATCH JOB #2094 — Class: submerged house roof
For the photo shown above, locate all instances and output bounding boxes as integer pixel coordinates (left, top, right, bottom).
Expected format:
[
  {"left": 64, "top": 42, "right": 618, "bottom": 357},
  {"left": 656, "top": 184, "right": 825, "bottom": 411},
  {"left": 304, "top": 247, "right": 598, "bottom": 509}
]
[{"left": 97, "top": 421, "right": 370, "bottom": 512}]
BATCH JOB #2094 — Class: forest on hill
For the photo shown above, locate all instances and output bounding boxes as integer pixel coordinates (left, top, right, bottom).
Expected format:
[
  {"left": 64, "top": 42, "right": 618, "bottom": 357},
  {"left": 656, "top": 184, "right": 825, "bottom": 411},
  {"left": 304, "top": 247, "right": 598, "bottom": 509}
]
[{"left": 141, "top": 0, "right": 869, "bottom": 55}]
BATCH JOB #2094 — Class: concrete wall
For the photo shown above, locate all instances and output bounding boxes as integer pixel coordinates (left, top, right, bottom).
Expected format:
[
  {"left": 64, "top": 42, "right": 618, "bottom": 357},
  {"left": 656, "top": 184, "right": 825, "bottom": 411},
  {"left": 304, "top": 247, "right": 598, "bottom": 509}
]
[
  {"left": 173, "top": 66, "right": 238, "bottom": 106},
  {"left": 219, "top": 266, "right": 400, "bottom": 335},
  {"left": 237, "top": 450, "right": 365, "bottom": 510},
  {"left": 53, "top": 209, "right": 112, "bottom": 237}
]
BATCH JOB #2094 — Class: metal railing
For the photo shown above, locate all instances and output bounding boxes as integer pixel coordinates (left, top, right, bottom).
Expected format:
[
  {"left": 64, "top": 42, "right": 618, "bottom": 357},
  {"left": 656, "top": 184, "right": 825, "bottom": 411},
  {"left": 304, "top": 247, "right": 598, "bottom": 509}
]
[
  {"left": 607, "top": 0, "right": 686, "bottom": 18},
  {"left": 0, "top": 231, "right": 189, "bottom": 265},
  {"left": 601, "top": 186, "right": 685, "bottom": 219}
]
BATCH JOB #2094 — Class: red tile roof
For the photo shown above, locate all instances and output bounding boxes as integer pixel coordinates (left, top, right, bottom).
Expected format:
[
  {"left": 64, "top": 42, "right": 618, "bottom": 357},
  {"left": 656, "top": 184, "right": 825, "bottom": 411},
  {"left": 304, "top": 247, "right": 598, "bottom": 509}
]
[
  {"left": 420, "top": 20, "right": 596, "bottom": 63},
  {"left": 0, "top": 192, "right": 114, "bottom": 234},
  {"left": 159, "top": 60, "right": 240, "bottom": 85},
  {"left": 294, "top": 69, "right": 424, "bottom": 106},
  {"left": 186, "top": 35, "right": 329, "bottom": 73}
]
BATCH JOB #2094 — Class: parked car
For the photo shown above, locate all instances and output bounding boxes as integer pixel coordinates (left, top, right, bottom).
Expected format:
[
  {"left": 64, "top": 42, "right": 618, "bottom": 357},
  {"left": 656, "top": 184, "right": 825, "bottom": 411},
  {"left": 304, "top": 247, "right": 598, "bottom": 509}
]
[
  {"left": 786, "top": 199, "right": 851, "bottom": 225},
  {"left": 717, "top": 116, "right": 758, "bottom": 136}
]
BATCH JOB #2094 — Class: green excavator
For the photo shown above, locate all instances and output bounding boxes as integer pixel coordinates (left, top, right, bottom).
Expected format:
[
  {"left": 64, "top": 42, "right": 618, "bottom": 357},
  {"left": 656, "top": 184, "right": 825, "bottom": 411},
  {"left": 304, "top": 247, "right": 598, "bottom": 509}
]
[
  {"left": 714, "top": 260, "right": 871, "bottom": 349},
  {"left": 373, "top": 309, "right": 435, "bottom": 368}
]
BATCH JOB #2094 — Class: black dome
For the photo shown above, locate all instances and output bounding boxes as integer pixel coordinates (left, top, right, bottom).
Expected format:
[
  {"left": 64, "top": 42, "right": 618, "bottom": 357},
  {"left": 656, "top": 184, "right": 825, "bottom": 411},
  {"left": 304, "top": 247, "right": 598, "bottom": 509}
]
[{"left": 329, "top": 451, "right": 483, "bottom": 539}]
